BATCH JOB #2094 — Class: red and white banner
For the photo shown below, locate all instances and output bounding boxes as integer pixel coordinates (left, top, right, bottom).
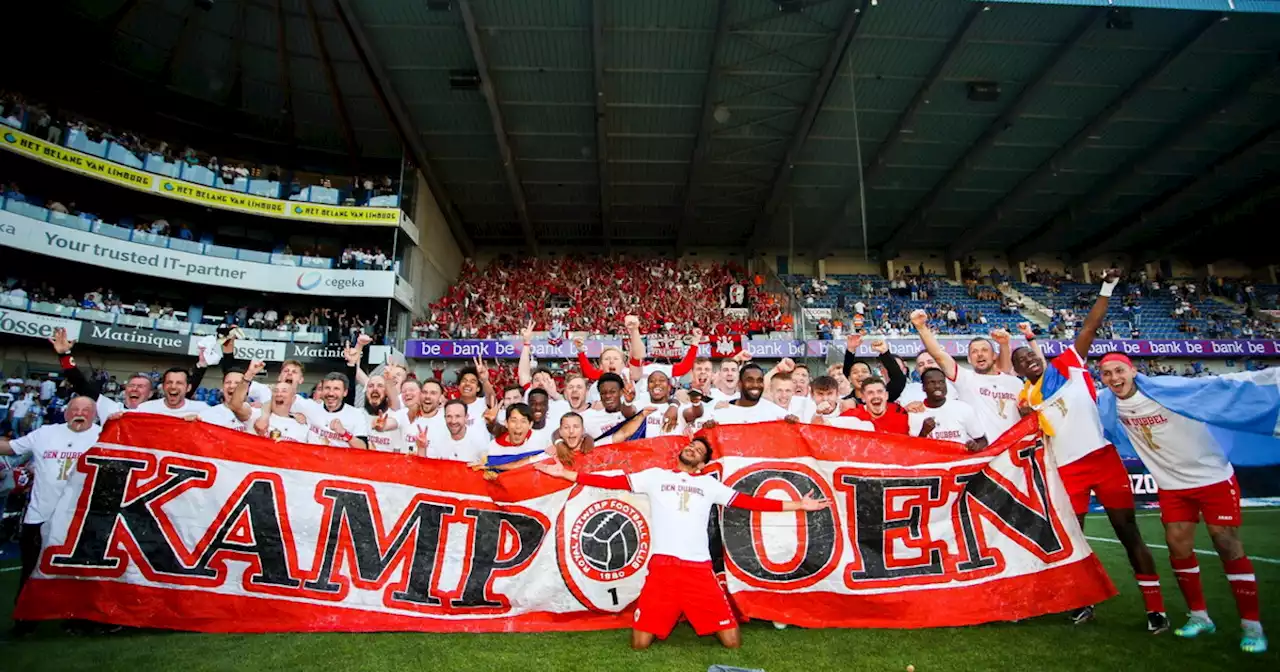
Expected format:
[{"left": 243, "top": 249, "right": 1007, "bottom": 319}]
[{"left": 17, "top": 415, "right": 1115, "bottom": 633}]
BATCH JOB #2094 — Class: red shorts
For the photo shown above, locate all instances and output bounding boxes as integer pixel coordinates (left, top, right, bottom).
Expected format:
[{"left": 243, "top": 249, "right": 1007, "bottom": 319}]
[
  {"left": 1058, "top": 445, "right": 1135, "bottom": 516},
  {"left": 1158, "top": 475, "right": 1241, "bottom": 527},
  {"left": 634, "top": 555, "right": 737, "bottom": 638}
]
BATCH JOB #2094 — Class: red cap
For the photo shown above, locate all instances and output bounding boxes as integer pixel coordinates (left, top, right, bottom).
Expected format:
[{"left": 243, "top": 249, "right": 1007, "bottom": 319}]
[{"left": 1099, "top": 352, "right": 1134, "bottom": 369}]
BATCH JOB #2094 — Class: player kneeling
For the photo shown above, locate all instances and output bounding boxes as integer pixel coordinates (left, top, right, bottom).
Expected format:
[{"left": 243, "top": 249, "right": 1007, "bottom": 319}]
[{"left": 535, "top": 437, "right": 829, "bottom": 649}]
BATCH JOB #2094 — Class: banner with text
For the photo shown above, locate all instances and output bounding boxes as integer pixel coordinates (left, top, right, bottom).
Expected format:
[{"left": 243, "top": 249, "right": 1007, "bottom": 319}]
[
  {"left": 405, "top": 336, "right": 1280, "bottom": 360},
  {"left": 0, "top": 126, "right": 403, "bottom": 226},
  {"left": 17, "top": 415, "right": 1113, "bottom": 632},
  {"left": 0, "top": 213, "right": 397, "bottom": 298}
]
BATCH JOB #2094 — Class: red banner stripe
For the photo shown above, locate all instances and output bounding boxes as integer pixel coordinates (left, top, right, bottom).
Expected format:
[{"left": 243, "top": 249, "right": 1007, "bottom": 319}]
[
  {"left": 17, "top": 579, "right": 634, "bottom": 634},
  {"left": 731, "top": 555, "right": 1117, "bottom": 629}
]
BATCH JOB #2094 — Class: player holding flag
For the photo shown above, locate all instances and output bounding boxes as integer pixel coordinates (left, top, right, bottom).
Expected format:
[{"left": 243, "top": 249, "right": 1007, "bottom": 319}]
[
  {"left": 534, "top": 438, "right": 829, "bottom": 649},
  {"left": 1011, "top": 270, "right": 1167, "bottom": 632},
  {"left": 1098, "top": 354, "right": 1275, "bottom": 653}
]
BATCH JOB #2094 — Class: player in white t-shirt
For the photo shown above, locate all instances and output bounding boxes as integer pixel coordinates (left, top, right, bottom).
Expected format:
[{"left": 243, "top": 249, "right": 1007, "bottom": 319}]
[
  {"left": 397, "top": 379, "right": 449, "bottom": 454},
  {"left": 636, "top": 371, "right": 682, "bottom": 437},
  {"left": 899, "top": 350, "right": 960, "bottom": 405},
  {"left": 362, "top": 375, "right": 404, "bottom": 453},
  {"left": 0, "top": 396, "right": 100, "bottom": 635},
  {"left": 912, "top": 310, "right": 1022, "bottom": 441},
  {"left": 134, "top": 367, "right": 211, "bottom": 418},
  {"left": 765, "top": 358, "right": 815, "bottom": 422},
  {"left": 534, "top": 436, "right": 829, "bottom": 649},
  {"left": 297, "top": 372, "right": 369, "bottom": 448},
  {"left": 700, "top": 364, "right": 793, "bottom": 429},
  {"left": 197, "top": 360, "right": 264, "bottom": 431},
  {"left": 249, "top": 381, "right": 314, "bottom": 443},
  {"left": 1100, "top": 353, "right": 1266, "bottom": 653},
  {"left": 908, "top": 369, "right": 986, "bottom": 451},
  {"left": 456, "top": 360, "right": 497, "bottom": 430},
  {"left": 420, "top": 399, "right": 487, "bottom": 462},
  {"left": 1013, "top": 272, "right": 1169, "bottom": 633}
]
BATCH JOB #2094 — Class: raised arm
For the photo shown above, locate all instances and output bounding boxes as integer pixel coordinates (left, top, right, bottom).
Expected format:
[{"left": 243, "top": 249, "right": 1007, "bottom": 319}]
[
  {"left": 518, "top": 321, "right": 535, "bottom": 387},
  {"left": 573, "top": 338, "right": 603, "bottom": 381},
  {"left": 910, "top": 310, "right": 957, "bottom": 379},
  {"left": 669, "top": 328, "right": 702, "bottom": 378},
  {"left": 872, "top": 339, "right": 907, "bottom": 401},
  {"left": 50, "top": 328, "right": 101, "bottom": 398},
  {"left": 625, "top": 315, "right": 646, "bottom": 382},
  {"left": 842, "top": 332, "right": 863, "bottom": 380},
  {"left": 473, "top": 356, "right": 497, "bottom": 403},
  {"left": 597, "top": 406, "right": 657, "bottom": 445},
  {"left": 1074, "top": 269, "right": 1120, "bottom": 358},
  {"left": 229, "top": 360, "right": 264, "bottom": 422},
  {"left": 992, "top": 329, "right": 1014, "bottom": 375}
]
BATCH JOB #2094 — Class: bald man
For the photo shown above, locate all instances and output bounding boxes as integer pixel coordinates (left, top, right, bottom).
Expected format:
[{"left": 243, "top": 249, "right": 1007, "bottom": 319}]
[{"left": 0, "top": 396, "right": 100, "bottom": 636}]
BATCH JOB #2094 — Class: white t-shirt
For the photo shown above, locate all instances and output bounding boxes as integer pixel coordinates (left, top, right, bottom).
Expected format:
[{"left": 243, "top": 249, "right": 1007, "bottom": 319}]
[
  {"left": 366, "top": 409, "right": 405, "bottom": 454},
  {"left": 10, "top": 423, "right": 102, "bottom": 523},
  {"left": 909, "top": 400, "right": 985, "bottom": 445},
  {"left": 136, "top": 398, "right": 211, "bottom": 417},
  {"left": 543, "top": 399, "right": 572, "bottom": 429},
  {"left": 395, "top": 407, "right": 448, "bottom": 452},
  {"left": 247, "top": 380, "right": 273, "bottom": 405},
  {"left": 625, "top": 468, "right": 738, "bottom": 562},
  {"left": 246, "top": 409, "right": 312, "bottom": 443},
  {"left": 788, "top": 396, "right": 818, "bottom": 424},
  {"left": 707, "top": 399, "right": 789, "bottom": 426},
  {"left": 199, "top": 404, "right": 249, "bottom": 431},
  {"left": 464, "top": 397, "right": 488, "bottom": 430},
  {"left": 298, "top": 402, "right": 370, "bottom": 448},
  {"left": 579, "top": 408, "right": 627, "bottom": 439},
  {"left": 639, "top": 403, "right": 684, "bottom": 437},
  {"left": 825, "top": 415, "right": 876, "bottom": 431},
  {"left": 39, "top": 379, "right": 56, "bottom": 401},
  {"left": 1035, "top": 348, "right": 1109, "bottom": 467},
  {"left": 948, "top": 366, "right": 1023, "bottom": 441},
  {"left": 428, "top": 429, "right": 487, "bottom": 463},
  {"left": 486, "top": 432, "right": 553, "bottom": 460},
  {"left": 897, "top": 381, "right": 959, "bottom": 406},
  {"left": 1114, "top": 390, "right": 1233, "bottom": 491}
]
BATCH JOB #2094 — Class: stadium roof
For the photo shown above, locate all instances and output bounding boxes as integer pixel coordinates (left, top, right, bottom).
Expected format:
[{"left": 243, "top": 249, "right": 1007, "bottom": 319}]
[{"left": 40, "top": 1, "right": 1280, "bottom": 261}]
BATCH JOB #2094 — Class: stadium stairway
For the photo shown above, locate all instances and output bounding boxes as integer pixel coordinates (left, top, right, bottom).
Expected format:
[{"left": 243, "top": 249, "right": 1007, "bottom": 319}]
[{"left": 1000, "top": 285, "right": 1051, "bottom": 329}]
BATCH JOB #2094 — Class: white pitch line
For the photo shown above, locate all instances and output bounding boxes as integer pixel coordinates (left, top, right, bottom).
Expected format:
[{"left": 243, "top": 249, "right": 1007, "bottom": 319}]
[
  {"left": 1084, "top": 536, "right": 1280, "bottom": 565},
  {"left": 0, "top": 566, "right": 19, "bottom": 573}
]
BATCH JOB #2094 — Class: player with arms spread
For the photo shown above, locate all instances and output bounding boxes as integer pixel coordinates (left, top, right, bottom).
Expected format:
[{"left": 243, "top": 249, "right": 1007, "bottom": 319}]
[
  {"left": 1012, "top": 270, "right": 1167, "bottom": 632},
  {"left": 1098, "top": 353, "right": 1273, "bottom": 653},
  {"left": 534, "top": 437, "right": 829, "bottom": 649}
]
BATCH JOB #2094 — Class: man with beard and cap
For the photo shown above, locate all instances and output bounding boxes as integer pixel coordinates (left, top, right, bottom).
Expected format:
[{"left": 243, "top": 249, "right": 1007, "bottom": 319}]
[
  {"left": 250, "top": 382, "right": 314, "bottom": 443},
  {"left": 134, "top": 367, "right": 211, "bottom": 418},
  {"left": 398, "top": 379, "right": 449, "bottom": 453},
  {"left": 534, "top": 438, "right": 830, "bottom": 649},
  {"left": 699, "top": 363, "right": 796, "bottom": 429},
  {"left": 908, "top": 369, "right": 986, "bottom": 451},
  {"left": 1, "top": 396, "right": 100, "bottom": 637},
  {"left": 913, "top": 310, "right": 1020, "bottom": 442},
  {"left": 362, "top": 375, "right": 403, "bottom": 453},
  {"left": 899, "top": 350, "right": 959, "bottom": 405},
  {"left": 1010, "top": 269, "right": 1169, "bottom": 633},
  {"left": 197, "top": 360, "right": 264, "bottom": 431}
]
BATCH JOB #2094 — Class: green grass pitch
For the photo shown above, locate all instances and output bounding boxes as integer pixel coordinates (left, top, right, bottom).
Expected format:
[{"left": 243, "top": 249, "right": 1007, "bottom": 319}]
[{"left": 2, "top": 510, "right": 1277, "bottom": 671}]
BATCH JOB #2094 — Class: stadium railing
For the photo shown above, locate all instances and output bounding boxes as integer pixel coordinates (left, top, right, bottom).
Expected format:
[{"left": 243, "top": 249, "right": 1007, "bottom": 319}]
[
  {"left": 0, "top": 294, "right": 329, "bottom": 344},
  {"left": 0, "top": 195, "right": 401, "bottom": 271}
]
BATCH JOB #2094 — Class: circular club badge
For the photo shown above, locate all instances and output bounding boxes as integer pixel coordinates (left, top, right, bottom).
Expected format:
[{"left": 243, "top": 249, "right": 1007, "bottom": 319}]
[{"left": 558, "top": 493, "right": 652, "bottom": 612}]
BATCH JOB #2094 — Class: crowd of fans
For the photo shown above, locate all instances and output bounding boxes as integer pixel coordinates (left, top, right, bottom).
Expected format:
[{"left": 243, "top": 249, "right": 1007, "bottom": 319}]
[
  {"left": 1, "top": 277, "right": 385, "bottom": 344},
  {"left": 0, "top": 90, "right": 398, "bottom": 206},
  {"left": 415, "top": 256, "right": 790, "bottom": 339}
]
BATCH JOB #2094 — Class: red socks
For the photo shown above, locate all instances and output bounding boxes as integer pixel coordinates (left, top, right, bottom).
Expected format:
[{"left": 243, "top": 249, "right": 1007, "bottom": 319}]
[
  {"left": 1135, "top": 573, "right": 1165, "bottom": 613},
  {"left": 1171, "top": 556, "right": 1207, "bottom": 612},
  {"left": 1224, "top": 557, "right": 1260, "bottom": 622}
]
